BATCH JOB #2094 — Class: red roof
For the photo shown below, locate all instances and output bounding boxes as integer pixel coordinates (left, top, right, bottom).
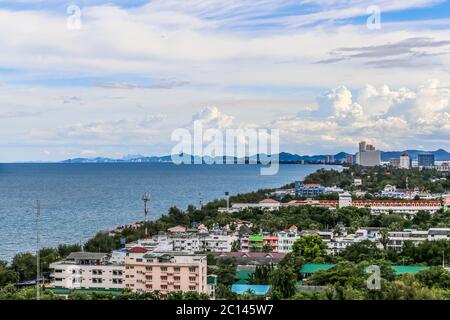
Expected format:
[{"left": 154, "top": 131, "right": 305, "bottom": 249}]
[
  {"left": 289, "top": 225, "right": 298, "bottom": 230},
  {"left": 352, "top": 200, "right": 441, "bottom": 207},
  {"left": 127, "top": 247, "right": 148, "bottom": 253},
  {"left": 259, "top": 198, "right": 280, "bottom": 204}
]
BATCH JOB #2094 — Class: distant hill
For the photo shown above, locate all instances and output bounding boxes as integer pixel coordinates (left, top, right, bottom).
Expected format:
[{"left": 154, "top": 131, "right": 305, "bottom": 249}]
[
  {"left": 381, "top": 149, "right": 450, "bottom": 161},
  {"left": 59, "top": 149, "right": 449, "bottom": 164}
]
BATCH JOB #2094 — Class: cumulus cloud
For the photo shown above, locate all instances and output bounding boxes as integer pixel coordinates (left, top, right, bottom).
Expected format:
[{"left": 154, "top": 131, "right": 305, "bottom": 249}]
[
  {"left": 268, "top": 80, "right": 450, "bottom": 152},
  {"left": 190, "top": 106, "right": 234, "bottom": 130}
]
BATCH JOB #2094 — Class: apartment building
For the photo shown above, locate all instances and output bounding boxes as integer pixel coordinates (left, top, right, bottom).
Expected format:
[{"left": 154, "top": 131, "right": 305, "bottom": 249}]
[
  {"left": 49, "top": 252, "right": 125, "bottom": 290},
  {"left": 387, "top": 230, "right": 428, "bottom": 250},
  {"left": 218, "top": 198, "right": 281, "bottom": 213},
  {"left": 124, "top": 247, "right": 208, "bottom": 295},
  {"left": 428, "top": 228, "right": 450, "bottom": 241},
  {"left": 338, "top": 193, "right": 442, "bottom": 215}
]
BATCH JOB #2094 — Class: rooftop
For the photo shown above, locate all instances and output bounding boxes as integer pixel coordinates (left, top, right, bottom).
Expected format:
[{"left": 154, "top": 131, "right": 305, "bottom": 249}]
[
  {"left": 66, "top": 252, "right": 108, "bottom": 261},
  {"left": 231, "top": 284, "right": 271, "bottom": 296}
]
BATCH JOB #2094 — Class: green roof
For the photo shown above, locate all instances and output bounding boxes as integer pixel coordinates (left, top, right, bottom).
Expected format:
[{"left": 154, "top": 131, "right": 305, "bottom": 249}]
[
  {"left": 207, "top": 275, "right": 218, "bottom": 285},
  {"left": 48, "top": 287, "right": 123, "bottom": 296},
  {"left": 300, "top": 264, "right": 335, "bottom": 274},
  {"left": 391, "top": 265, "right": 430, "bottom": 275},
  {"left": 299, "top": 264, "right": 430, "bottom": 275},
  {"left": 249, "top": 234, "right": 263, "bottom": 241},
  {"left": 235, "top": 270, "right": 254, "bottom": 284}
]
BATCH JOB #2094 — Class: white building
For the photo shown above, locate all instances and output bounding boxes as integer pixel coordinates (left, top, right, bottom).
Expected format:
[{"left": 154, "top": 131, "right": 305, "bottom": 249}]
[
  {"left": 218, "top": 199, "right": 281, "bottom": 213},
  {"left": 338, "top": 193, "right": 442, "bottom": 215},
  {"left": 387, "top": 230, "right": 428, "bottom": 250},
  {"left": 338, "top": 192, "right": 352, "bottom": 208},
  {"left": 49, "top": 252, "right": 125, "bottom": 290},
  {"left": 355, "top": 141, "right": 381, "bottom": 167},
  {"left": 399, "top": 152, "right": 410, "bottom": 169},
  {"left": 428, "top": 228, "right": 450, "bottom": 241},
  {"left": 126, "top": 234, "right": 173, "bottom": 252}
]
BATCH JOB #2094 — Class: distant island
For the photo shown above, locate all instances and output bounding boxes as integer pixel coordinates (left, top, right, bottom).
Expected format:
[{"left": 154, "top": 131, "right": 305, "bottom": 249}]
[{"left": 59, "top": 149, "right": 450, "bottom": 164}]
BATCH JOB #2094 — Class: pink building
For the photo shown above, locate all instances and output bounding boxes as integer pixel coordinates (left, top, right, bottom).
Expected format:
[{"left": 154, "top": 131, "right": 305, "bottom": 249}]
[{"left": 124, "top": 247, "right": 208, "bottom": 296}]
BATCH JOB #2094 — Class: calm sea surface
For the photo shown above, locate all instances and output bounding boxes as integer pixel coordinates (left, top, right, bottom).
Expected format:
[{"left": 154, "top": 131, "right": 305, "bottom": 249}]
[{"left": 0, "top": 163, "right": 340, "bottom": 260}]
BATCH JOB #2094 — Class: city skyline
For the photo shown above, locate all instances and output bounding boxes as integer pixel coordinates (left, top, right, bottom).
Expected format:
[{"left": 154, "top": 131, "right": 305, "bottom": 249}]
[{"left": 1, "top": 1, "right": 450, "bottom": 161}]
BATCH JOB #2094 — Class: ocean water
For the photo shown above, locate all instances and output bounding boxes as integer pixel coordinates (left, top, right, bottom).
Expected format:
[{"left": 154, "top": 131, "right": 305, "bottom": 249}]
[{"left": 0, "top": 163, "right": 340, "bottom": 260}]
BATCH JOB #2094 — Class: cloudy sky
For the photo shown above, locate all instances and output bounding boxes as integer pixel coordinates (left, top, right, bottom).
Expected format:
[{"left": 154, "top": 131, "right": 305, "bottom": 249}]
[{"left": 0, "top": 0, "right": 450, "bottom": 162}]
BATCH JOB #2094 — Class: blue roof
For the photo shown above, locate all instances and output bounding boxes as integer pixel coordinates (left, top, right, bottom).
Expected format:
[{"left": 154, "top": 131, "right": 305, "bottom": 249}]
[{"left": 231, "top": 284, "right": 271, "bottom": 296}]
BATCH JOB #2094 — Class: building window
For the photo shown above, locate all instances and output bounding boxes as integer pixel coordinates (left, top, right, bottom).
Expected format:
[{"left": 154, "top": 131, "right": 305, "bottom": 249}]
[
  {"left": 112, "top": 279, "right": 123, "bottom": 284},
  {"left": 174, "top": 286, "right": 180, "bottom": 290},
  {"left": 136, "top": 258, "right": 143, "bottom": 262},
  {"left": 189, "top": 286, "right": 196, "bottom": 291},
  {"left": 161, "top": 276, "right": 167, "bottom": 281},
  {"left": 161, "top": 285, "right": 167, "bottom": 290},
  {"left": 174, "top": 267, "right": 180, "bottom": 273},
  {"left": 92, "top": 278, "right": 103, "bottom": 284},
  {"left": 146, "top": 285, "right": 152, "bottom": 289},
  {"left": 161, "top": 267, "right": 168, "bottom": 272},
  {"left": 145, "top": 266, "right": 152, "bottom": 271},
  {"left": 174, "top": 276, "right": 180, "bottom": 281},
  {"left": 189, "top": 267, "right": 197, "bottom": 273},
  {"left": 189, "top": 277, "right": 196, "bottom": 282},
  {"left": 146, "top": 275, "right": 152, "bottom": 280}
]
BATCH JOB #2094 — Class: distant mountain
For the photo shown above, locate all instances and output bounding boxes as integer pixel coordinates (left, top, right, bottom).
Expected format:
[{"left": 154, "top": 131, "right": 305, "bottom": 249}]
[
  {"left": 381, "top": 149, "right": 450, "bottom": 161},
  {"left": 59, "top": 149, "right": 449, "bottom": 164}
]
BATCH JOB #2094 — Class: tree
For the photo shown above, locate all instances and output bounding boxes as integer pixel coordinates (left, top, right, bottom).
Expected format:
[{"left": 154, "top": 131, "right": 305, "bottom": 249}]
[
  {"left": 57, "top": 244, "right": 82, "bottom": 258},
  {"left": 270, "top": 267, "right": 297, "bottom": 299},
  {"left": 415, "top": 267, "right": 450, "bottom": 289},
  {"left": 12, "top": 252, "right": 36, "bottom": 281},
  {"left": 231, "top": 240, "right": 241, "bottom": 252},
  {"left": 341, "top": 240, "right": 382, "bottom": 262},
  {"left": 83, "top": 232, "right": 120, "bottom": 253},
  {"left": 0, "top": 267, "right": 19, "bottom": 288},
  {"left": 292, "top": 235, "right": 327, "bottom": 262},
  {"left": 380, "top": 229, "right": 389, "bottom": 250},
  {"left": 248, "top": 265, "right": 273, "bottom": 285}
]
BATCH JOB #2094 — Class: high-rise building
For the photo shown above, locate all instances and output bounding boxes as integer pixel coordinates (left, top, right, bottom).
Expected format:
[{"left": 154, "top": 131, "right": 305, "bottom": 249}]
[
  {"left": 399, "top": 152, "right": 410, "bottom": 169},
  {"left": 359, "top": 141, "right": 367, "bottom": 153},
  {"left": 418, "top": 153, "right": 435, "bottom": 168},
  {"left": 325, "top": 155, "right": 335, "bottom": 164},
  {"left": 355, "top": 141, "right": 381, "bottom": 167},
  {"left": 124, "top": 248, "right": 208, "bottom": 296}
]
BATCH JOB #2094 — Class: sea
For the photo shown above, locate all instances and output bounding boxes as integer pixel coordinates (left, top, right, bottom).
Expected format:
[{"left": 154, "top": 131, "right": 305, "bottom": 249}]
[{"left": 0, "top": 163, "right": 341, "bottom": 260}]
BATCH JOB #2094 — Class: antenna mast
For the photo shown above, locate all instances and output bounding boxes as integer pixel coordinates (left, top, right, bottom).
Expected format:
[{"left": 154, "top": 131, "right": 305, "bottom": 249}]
[
  {"left": 142, "top": 193, "right": 150, "bottom": 237},
  {"left": 36, "top": 200, "right": 41, "bottom": 300}
]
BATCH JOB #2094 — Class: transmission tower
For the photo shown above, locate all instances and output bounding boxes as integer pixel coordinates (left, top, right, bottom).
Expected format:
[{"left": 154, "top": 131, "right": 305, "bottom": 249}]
[
  {"left": 142, "top": 193, "right": 150, "bottom": 237},
  {"left": 35, "top": 200, "right": 41, "bottom": 300}
]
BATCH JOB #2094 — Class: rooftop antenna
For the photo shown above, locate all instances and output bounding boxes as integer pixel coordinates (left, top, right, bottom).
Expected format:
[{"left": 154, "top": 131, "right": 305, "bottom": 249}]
[
  {"left": 35, "top": 200, "right": 41, "bottom": 300},
  {"left": 142, "top": 193, "right": 150, "bottom": 237}
]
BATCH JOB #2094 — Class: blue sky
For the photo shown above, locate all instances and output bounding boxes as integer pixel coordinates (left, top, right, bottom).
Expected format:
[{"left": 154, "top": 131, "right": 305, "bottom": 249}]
[{"left": 0, "top": 0, "right": 449, "bottom": 161}]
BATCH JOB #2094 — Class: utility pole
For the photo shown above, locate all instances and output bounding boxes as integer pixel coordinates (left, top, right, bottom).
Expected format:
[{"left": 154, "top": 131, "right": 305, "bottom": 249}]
[
  {"left": 198, "top": 192, "right": 203, "bottom": 209},
  {"left": 36, "top": 200, "right": 40, "bottom": 300},
  {"left": 142, "top": 193, "right": 150, "bottom": 237}
]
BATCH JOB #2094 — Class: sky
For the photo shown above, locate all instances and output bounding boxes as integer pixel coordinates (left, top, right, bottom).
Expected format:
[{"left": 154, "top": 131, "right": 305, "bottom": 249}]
[{"left": 0, "top": 0, "right": 450, "bottom": 162}]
